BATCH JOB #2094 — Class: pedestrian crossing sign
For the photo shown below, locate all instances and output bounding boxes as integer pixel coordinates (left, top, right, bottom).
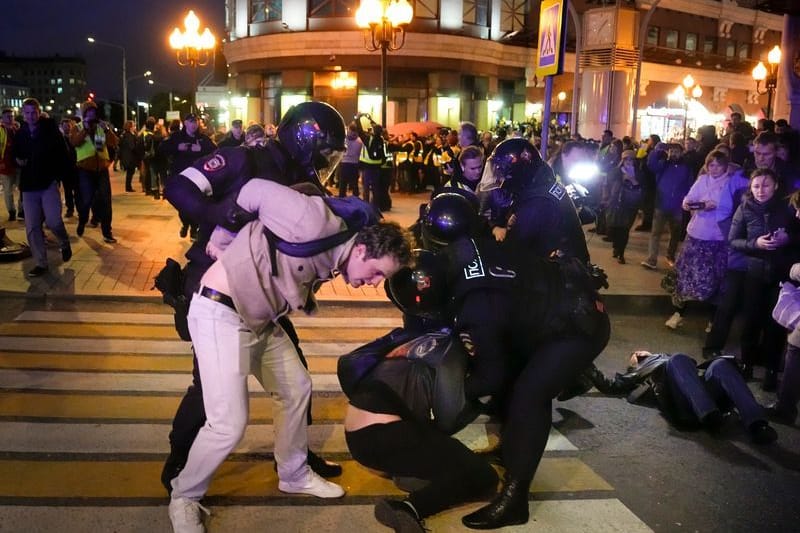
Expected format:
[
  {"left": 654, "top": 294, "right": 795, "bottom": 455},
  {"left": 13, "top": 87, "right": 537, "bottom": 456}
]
[{"left": 536, "top": 0, "right": 567, "bottom": 78}]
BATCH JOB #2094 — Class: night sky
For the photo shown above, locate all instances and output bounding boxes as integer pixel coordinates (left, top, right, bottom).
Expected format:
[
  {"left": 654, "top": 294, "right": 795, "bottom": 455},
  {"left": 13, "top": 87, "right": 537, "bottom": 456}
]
[{"left": 1, "top": 0, "right": 225, "bottom": 102}]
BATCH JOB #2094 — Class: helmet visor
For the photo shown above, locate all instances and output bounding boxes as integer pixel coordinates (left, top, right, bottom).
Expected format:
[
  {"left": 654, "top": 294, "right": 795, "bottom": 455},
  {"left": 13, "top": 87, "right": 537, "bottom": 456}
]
[
  {"left": 477, "top": 157, "right": 505, "bottom": 192},
  {"left": 315, "top": 146, "right": 344, "bottom": 185}
]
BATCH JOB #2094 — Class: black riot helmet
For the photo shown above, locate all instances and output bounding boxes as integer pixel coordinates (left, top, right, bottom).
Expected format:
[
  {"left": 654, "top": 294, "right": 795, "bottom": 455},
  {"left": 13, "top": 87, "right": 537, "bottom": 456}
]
[
  {"left": 386, "top": 249, "right": 448, "bottom": 321},
  {"left": 422, "top": 192, "right": 479, "bottom": 250},
  {"left": 277, "top": 101, "right": 346, "bottom": 188},
  {"left": 478, "top": 137, "right": 544, "bottom": 194}
]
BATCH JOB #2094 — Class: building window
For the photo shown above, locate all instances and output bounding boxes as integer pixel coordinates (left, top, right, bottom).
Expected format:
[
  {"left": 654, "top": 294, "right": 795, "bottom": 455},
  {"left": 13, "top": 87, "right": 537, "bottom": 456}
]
[
  {"left": 646, "top": 26, "right": 659, "bottom": 46},
  {"left": 250, "top": 0, "right": 282, "bottom": 22},
  {"left": 57, "top": 78, "right": 63, "bottom": 84},
  {"left": 57, "top": 87, "right": 63, "bottom": 94},
  {"left": 725, "top": 41, "right": 735, "bottom": 58},
  {"left": 665, "top": 30, "right": 679, "bottom": 49},
  {"left": 463, "top": 0, "right": 489, "bottom": 26},
  {"left": 415, "top": 0, "right": 438, "bottom": 19},
  {"left": 70, "top": 78, "right": 75, "bottom": 85},
  {"left": 500, "top": 0, "right": 526, "bottom": 32},
  {"left": 738, "top": 44, "right": 750, "bottom": 59},
  {"left": 703, "top": 37, "right": 716, "bottom": 54},
  {"left": 308, "top": 0, "right": 357, "bottom": 18},
  {"left": 685, "top": 33, "right": 697, "bottom": 52}
]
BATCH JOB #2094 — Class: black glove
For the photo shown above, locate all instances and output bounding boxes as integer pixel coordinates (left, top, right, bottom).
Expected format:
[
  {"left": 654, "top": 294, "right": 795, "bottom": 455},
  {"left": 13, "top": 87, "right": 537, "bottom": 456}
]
[{"left": 212, "top": 196, "right": 257, "bottom": 232}]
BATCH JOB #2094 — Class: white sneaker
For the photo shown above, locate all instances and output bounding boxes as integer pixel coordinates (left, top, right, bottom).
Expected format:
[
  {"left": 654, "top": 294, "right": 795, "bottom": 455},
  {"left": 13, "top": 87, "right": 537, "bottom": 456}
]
[
  {"left": 665, "top": 312, "right": 684, "bottom": 330},
  {"left": 279, "top": 470, "right": 345, "bottom": 498},
  {"left": 705, "top": 321, "right": 713, "bottom": 333},
  {"left": 168, "top": 497, "right": 209, "bottom": 533}
]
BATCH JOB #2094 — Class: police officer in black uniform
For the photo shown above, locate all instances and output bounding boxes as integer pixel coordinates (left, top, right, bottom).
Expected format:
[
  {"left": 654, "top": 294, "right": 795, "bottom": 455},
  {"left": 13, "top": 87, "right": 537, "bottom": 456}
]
[
  {"left": 388, "top": 235, "right": 610, "bottom": 530},
  {"left": 479, "top": 137, "right": 590, "bottom": 263},
  {"left": 160, "top": 101, "right": 347, "bottom": 491}
]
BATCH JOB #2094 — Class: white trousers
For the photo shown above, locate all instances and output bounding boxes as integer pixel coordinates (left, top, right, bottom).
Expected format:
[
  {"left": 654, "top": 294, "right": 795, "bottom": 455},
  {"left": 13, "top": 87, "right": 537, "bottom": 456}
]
[{"left": 172, "top": 293, "right": 312, "bottom": 501}]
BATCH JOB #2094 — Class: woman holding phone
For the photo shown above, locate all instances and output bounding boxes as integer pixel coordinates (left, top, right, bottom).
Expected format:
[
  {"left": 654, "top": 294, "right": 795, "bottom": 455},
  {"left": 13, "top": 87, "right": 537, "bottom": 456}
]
[
  {"left": 729, "top": 168, "right": 800, "bottom": 390},
  {"left": 664, "top": 151, "right": 733, "bottom": 330}
]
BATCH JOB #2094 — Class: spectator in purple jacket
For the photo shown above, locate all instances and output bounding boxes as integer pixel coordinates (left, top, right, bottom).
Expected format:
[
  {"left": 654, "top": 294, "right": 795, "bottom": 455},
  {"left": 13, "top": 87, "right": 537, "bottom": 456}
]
[{"left": 640, "top": 143, "right": 694, "bottom": 270}]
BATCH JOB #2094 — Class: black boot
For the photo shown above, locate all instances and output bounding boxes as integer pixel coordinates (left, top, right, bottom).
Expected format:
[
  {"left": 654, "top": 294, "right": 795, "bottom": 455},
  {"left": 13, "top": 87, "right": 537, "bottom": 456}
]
[{"left": 462, "top": 476, "right": 530, "bottom": 529}]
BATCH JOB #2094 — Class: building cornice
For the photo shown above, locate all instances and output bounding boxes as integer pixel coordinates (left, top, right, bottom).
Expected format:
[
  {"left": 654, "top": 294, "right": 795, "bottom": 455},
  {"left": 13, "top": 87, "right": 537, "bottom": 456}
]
[
  {"left": 224, "top": 31, "right": 532, "bottom": 70},
  {"left": 638, "top": 0, "right": 783, "bottom": 30}
]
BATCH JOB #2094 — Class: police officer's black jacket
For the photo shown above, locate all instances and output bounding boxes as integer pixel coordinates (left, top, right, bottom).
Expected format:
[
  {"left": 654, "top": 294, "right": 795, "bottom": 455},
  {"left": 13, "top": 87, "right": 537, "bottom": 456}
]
[
  {"left": 440, "top": 236, "right": 604, "bottom": 399},
  {"left": 507, "top": 166, "right": 590, "bottom": 264},
  {"left": 164, "top": 141, "right": 307, "bottom": 268}
]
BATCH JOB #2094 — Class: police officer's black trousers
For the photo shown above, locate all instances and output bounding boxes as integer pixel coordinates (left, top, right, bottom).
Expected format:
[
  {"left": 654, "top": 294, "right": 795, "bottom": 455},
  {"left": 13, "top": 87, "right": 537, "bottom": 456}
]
[
  {"left": 167, "top": 315, "right": 311, "bottom": 456},
  {"left": 346, "top": 420, "right": 498, "bottom": 518},
  {"left": 501, "top": 315, "right": 610, "bottom": 483}
]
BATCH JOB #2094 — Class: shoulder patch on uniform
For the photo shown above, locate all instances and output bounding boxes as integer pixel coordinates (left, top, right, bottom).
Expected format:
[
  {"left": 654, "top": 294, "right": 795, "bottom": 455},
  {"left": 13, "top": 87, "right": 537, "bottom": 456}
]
[
  {"left": 203, "top": 154, "right": 226, "bottom": 172},
  {"left": 548, "top": 182, "right": 566, "bottom": 200}
]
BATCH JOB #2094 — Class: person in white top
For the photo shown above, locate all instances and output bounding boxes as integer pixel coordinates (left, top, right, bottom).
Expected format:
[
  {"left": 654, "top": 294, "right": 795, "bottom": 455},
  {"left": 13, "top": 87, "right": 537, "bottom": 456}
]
[{"left": 665, "top": 150, "right": 732, "bottom": 330}]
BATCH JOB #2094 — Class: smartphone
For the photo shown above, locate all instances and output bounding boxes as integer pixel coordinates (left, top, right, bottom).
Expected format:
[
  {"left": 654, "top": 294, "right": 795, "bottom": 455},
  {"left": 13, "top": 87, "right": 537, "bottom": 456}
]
[{"left": 158, "top": 118, "right": 164, "bottom": 126}]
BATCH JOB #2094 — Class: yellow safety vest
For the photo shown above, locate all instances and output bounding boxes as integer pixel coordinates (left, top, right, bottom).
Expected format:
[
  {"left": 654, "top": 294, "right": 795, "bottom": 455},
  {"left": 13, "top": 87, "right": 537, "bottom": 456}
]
[
  {"left": 359, "top": 135, "right": 383, "bottom": 165},
  {"left": 74, "top": 123, "right": 109, "bottom": 162}
]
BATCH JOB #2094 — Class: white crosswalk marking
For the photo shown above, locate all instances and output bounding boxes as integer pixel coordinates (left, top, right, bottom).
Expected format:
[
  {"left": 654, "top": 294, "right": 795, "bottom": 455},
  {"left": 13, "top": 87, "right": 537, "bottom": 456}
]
[{"left": 0, "top": 306, "right": 652, "bottom": 532}]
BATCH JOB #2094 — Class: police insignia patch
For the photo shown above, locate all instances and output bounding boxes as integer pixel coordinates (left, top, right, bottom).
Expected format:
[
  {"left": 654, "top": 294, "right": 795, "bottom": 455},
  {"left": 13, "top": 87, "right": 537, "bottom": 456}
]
[
  {"left": 548, "top": 182, "right": 566, "bottom": 200},
  {"left": 203, "top": 154, "right": 226, "bottom": 172}
]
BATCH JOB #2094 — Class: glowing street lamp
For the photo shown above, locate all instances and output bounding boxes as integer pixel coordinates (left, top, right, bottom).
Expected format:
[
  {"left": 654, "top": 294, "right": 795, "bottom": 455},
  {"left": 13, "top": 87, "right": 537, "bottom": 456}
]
[
  {"left": 169, "top": 10, "right": 216, "bottom": 113},
  {"left": 355, "top": 0, "right": 413, "bottom": 125},
  {"left": 752, "top": 45, "right": 782, "bottom": 120},
  {"left": 676, "top": 75, "right": 702, "bottom": 141}
]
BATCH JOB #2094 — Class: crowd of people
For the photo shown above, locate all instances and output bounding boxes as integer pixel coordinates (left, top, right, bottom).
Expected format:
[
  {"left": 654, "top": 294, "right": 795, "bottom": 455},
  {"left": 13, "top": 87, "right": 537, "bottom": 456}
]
[{"left": 0, "top": 98, "right": 798, "bottom": 533}]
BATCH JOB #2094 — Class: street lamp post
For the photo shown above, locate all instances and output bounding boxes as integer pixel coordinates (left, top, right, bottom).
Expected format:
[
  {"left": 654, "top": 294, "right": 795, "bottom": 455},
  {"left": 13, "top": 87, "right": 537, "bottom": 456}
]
[
  {"left": 752, "top": 45, "right": 782, "bottom": 120},
  {"left": 127, "top": 70, "right": 152, "bottom": 125},
  {"left": 355, "top": 0, "right": 413, "bottom": 126},
  {"left": 675, "top": 75, "right": 702, "bottom": 141},
  {"left": 87, "top": 37, "right": 127, "bottom": 124},
  {"left": 169, "top": 10, "right": 216, "bottom": 114}
]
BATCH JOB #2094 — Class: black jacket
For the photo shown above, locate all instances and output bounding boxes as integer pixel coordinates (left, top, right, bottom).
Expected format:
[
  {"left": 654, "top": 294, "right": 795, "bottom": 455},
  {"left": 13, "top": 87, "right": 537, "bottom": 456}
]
[
  {"left": 13, "top": 117, "right": 69, "bottom": 191},
  {"left": 159, "top": 129, "right": 216, "bottom": 176},
  {"left": 729, "top": 194, "right": 800, "bottom": 283},
  {"left": 507, "top": 166, "right": 591, "bottom": 263}
]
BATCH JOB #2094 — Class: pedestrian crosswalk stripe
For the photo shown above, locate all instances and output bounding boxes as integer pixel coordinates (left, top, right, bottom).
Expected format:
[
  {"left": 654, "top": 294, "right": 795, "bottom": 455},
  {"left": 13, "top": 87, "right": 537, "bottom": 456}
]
[
  {"left": 0, "top": 500, "right": 654, "bottom": 533},
  {"left": 0, "top": 352, "right": 341, "bottom": 374},
  {"left": 0, "top": 337, "right": 364, "bottom": 356},
  {"left": 0, "top": 306, "right": 655, "bottom": 532},
  {"left": 0, "top": 422, "right": 573, "bottom": 454},
  {"left": 0, "top": 322, "right": 395, "bottom": 342},
  {"left": 0, "top": 369, "right": 343, "bottom": 393},
  {"left": 0, "top": 458, "right": 611, "bottom": 499},
  {"left": 13, "top": 311, "right": 402, "bottom": 329}
]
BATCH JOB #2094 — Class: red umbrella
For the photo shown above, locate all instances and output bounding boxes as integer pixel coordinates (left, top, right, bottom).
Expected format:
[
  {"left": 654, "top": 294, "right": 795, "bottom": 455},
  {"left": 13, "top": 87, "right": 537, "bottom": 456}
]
[{"left": 387, "top": 121, "right": 445, "bottom": 138}]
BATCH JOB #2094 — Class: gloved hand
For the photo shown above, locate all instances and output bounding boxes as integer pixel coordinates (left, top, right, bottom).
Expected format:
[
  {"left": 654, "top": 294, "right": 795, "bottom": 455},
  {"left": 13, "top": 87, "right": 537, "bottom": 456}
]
[{"left": 212, "top": 196, "right": 257, "bottom": 232}]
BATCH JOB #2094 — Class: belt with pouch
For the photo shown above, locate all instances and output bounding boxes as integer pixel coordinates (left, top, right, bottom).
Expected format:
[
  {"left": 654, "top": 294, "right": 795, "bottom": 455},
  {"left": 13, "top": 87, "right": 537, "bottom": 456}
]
[{"left": 199, "top": 286, "right": 236, "bottom": 311}]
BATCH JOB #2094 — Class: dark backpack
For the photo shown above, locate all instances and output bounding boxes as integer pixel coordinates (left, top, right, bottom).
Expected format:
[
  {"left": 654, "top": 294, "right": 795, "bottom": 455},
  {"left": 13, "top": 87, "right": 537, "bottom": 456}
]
[{"left": 263, "top": 195, "right": 381, "bottom": 275}]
